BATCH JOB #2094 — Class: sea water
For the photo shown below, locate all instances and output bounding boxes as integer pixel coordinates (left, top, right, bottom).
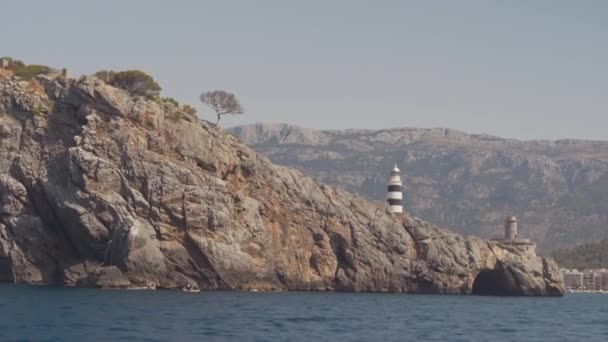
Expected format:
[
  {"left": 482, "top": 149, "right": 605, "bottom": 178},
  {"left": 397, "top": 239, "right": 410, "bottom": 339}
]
[{"left": 0, "top": 284, "right": 606, "bottom": 341}]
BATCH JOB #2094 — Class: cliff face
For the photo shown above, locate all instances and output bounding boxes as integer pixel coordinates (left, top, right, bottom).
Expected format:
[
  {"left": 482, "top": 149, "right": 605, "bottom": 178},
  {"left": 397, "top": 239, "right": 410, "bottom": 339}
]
[
  {"left": 0, "top": 70, "right": 563, "bottom": 295},
  {"left": 231, "top": 123, "right": 608, "bottom": 252}
]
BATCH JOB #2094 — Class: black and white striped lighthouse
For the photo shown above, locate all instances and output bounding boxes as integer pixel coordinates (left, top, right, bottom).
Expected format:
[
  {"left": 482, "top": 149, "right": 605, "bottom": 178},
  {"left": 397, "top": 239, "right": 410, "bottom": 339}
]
[{"left": 387, "top": 164, "right": 403, "bottom": 213}]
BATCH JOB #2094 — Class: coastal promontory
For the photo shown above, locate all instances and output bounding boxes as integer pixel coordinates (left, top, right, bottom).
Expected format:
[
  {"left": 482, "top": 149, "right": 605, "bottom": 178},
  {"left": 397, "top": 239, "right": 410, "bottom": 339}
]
[{"left": 0, "top": 65, "right": 564, "bottom": 295}]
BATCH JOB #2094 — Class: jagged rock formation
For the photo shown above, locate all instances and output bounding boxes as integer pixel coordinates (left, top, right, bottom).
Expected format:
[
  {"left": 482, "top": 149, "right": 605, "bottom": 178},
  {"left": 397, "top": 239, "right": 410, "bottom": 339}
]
[
  {"left": 0, "top": 69, "right": 563, "bottom": 295},
  {"left": 231, "top": 123, "right": 608, "bottom": 252}
]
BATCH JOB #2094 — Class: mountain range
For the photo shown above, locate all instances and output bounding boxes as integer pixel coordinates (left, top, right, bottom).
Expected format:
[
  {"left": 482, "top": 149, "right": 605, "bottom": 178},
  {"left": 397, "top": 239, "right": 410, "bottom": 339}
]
[{"left": 230, "top": 123, "right": 608, "bottom": 253}]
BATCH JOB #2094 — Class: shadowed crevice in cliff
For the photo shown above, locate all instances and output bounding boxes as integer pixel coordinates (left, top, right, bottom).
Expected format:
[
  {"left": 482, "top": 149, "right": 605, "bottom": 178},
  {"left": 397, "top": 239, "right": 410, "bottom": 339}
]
[
  {"left": 182, "top": 233, "right": 229, "bottom": 290},
  {"left": 0, "top": 256, "right": 14, "bottom": 282},
  {"left": 472, "top": 262, "right": 524, "bottom": 296},
  {"left": 328, "top": 232, "right": 356, "bottom": 290},
  {"left": 9, "top": 162, "right": 81, "bottom": 263}
]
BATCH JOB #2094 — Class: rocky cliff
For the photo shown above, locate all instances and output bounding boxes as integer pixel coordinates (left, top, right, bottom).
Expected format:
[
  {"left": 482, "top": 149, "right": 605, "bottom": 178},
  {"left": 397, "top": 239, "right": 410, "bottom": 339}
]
[
  {"left": 0, "top": 69, "right": 563, "bottom": 295},
  {"left": 231, "top": 123, "right": 608, "bottom": 252}
]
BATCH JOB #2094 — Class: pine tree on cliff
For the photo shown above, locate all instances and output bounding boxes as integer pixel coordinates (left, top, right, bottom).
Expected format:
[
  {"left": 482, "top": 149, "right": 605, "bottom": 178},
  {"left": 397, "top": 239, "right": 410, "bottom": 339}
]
[{"left": 200, "top": 90, "right": 244, "bottom": 125}]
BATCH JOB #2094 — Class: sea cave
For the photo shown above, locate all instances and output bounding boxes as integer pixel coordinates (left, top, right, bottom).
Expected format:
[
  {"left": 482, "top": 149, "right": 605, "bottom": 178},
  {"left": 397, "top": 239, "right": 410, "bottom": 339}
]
[{"left": 472, "top": 265, "right": 523, "bottom": 296}]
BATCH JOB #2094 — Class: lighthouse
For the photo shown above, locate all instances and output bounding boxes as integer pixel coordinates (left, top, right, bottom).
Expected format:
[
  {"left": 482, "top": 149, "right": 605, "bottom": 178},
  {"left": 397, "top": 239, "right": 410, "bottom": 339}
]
[
  {"left": 504, "top": 216, "right": 518, "bottom": 240},
  {"left": 387, "top": 164, "right": 403, "bottom": 213}
]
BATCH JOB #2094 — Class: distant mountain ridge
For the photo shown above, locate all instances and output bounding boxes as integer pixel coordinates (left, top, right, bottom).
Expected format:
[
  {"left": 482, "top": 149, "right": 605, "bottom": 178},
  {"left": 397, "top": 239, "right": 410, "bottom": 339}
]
[{"left": 230, "top": 123, "right": 608, "bottom": 252}]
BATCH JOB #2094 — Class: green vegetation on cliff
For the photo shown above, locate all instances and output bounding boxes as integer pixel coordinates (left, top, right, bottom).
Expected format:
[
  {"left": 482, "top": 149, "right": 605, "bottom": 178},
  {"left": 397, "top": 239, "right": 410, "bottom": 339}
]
[
  {"left": 1, "top": 57, "right": 52, "bottom": 81},
  {"left": 552, "top": 240, "right": 608, "bottom": 269},
  {"left": 94, "top": 69, "right": 161, "bottom": 98}
]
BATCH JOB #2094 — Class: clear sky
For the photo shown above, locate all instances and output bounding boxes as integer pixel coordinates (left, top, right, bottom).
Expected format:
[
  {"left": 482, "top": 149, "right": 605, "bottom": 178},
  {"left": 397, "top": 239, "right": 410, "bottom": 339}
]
[{"left": 2, "top": 0, "right": 607, "bottom": 140}]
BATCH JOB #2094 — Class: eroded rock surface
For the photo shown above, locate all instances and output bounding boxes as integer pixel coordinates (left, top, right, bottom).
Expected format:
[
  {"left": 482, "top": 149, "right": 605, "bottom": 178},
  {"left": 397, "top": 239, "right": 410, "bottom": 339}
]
[
  {"left": 0, "top": 71, "right": 563, "bottom": 295},
  {"left": 231, "top": 123, "right": 608, "bottom": 252}
]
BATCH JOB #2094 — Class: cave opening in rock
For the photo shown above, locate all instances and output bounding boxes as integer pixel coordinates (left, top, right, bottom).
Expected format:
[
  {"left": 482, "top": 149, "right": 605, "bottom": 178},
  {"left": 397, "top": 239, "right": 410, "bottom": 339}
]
[
  {"left": 0, "top": 257, "right": 14, "bottom": 282},
  {"left": 472, "top": 268, "right": 522, "bottom": 296}
]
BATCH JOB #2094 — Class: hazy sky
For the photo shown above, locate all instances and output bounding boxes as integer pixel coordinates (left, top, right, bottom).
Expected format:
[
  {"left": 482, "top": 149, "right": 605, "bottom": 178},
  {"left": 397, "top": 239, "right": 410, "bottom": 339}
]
[{"left": 2, "top": 0, "right": 607, "bottom": 140}]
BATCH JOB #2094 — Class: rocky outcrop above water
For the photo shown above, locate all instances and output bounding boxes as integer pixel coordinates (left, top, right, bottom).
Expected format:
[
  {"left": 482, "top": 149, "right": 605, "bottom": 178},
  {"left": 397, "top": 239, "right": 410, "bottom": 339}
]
[
  {"left": 0, "top": 69, "right": 563, "bottom": 295},
  {"left": 231, "top": 123, "right": 608, "bottom": 252}
]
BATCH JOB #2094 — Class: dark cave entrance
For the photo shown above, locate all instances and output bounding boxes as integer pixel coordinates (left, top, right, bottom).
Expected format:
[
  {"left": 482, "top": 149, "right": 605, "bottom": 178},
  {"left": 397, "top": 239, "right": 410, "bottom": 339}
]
[
  {"left": 472, "top": 268, "right": 522, "bottom": 296},
  {"left": 0, "top": 257, "right": 14, "bottom": 282}
]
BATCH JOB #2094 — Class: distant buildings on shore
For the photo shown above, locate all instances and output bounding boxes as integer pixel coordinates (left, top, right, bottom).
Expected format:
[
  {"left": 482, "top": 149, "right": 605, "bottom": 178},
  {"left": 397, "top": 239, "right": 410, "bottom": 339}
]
[{"left": 561, "top": 269, "right": 608, "bottom": 291}]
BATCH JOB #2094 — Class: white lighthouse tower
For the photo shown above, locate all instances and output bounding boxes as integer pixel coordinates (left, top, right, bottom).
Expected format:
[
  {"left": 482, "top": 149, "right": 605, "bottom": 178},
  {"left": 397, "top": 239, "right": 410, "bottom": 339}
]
[{"left": 387, "top": 164, "right": 403, "bottom": 213}]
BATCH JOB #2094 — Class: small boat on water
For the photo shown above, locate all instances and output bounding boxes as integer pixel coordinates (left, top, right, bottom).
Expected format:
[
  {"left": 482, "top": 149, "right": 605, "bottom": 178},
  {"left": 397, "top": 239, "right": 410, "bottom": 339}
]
[{"left": 182, "top": 284, "right": 200, "bottom": 293}]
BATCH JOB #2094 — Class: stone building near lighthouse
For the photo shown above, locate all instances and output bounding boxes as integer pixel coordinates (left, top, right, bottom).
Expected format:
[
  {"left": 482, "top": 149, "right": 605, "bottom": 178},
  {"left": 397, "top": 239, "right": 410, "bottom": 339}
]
[
  {"left": 387, "top": 164, "right": 403, "bottom": 213},
  {"left": 494, "top": 215, "right": 536, "bottom": 253}
]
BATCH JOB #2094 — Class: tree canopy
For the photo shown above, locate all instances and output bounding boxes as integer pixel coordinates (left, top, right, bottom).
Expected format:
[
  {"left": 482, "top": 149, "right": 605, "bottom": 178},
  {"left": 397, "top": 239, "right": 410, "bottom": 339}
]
[
  {"left": 95, "top": 70, "right": 161, "bottom": 98},
  {"left": 200, "top": 90, "right": 243, "bottom": 124},
  {"left": 552, "top": 239, "right": 608, "bottom": 270}
]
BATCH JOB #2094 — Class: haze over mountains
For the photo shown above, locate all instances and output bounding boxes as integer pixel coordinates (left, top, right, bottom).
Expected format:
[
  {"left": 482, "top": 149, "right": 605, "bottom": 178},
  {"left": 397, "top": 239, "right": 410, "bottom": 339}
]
[{"left": 231, "top": 123, "right": 608, "bottom": 253}]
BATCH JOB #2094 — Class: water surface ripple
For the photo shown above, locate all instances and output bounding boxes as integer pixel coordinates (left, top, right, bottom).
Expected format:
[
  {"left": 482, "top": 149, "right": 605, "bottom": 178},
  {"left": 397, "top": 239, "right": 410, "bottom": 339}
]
[{"left": 0, "top": 285, "right": 606, "bottom": 341}]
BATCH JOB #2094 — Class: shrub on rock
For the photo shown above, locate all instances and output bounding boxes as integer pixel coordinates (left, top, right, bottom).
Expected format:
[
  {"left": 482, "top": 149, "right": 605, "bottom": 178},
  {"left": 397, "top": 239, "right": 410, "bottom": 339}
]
[
  {"left": 95, "top": 69, "right": 161, "bottom": 98},
  {"left": 1, "top": 57, "right": 52, "bottom": 81}
]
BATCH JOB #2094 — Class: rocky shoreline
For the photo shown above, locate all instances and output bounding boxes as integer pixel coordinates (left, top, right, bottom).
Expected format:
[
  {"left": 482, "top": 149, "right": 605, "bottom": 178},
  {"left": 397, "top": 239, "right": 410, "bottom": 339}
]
[{"left": 0, "top": 69, "right": 564, "bottom": 296}]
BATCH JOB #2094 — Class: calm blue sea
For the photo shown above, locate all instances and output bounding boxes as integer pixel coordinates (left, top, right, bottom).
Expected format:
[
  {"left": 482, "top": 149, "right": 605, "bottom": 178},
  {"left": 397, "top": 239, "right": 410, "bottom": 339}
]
[{"left": 0, "top": 284, "right": 606, "bottom": 342}]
